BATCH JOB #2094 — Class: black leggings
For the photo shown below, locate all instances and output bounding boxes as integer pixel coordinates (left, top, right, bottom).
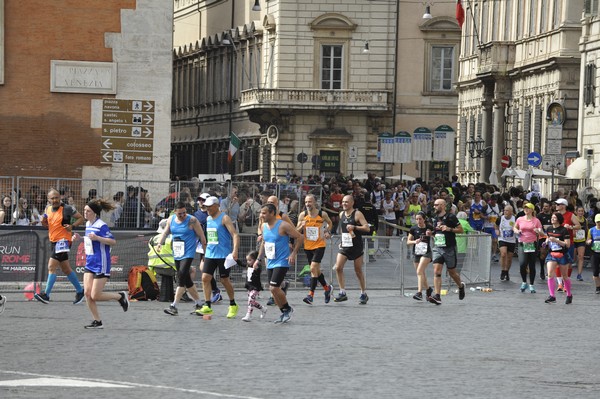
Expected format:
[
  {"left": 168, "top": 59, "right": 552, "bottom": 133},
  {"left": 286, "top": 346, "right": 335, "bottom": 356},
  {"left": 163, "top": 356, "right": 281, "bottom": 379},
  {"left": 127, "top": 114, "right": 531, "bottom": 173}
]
[
  {"left": 176, "top": 258, "right": 194, "bottom": 288},
  {"left": 518, "top": 245, "right": 538, "bottom": 284}
]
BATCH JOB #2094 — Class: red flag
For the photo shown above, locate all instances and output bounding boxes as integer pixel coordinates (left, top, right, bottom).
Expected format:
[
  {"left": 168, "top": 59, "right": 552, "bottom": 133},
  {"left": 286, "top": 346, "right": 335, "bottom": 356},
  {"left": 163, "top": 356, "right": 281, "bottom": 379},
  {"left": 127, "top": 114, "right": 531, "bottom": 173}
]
[{"left": 456, "top": 0, "right": 465, "bottom": 28}]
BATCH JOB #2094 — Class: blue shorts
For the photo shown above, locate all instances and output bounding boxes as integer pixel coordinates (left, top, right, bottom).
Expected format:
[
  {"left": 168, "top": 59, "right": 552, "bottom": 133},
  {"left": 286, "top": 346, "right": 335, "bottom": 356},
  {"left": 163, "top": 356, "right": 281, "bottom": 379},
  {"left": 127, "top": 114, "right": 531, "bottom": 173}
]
[
  {"left": 483, "top": 227, "right": 497, "bottom": 239},
  {"left": 545, "top": 252, "right": 573, "bottom": 266}
]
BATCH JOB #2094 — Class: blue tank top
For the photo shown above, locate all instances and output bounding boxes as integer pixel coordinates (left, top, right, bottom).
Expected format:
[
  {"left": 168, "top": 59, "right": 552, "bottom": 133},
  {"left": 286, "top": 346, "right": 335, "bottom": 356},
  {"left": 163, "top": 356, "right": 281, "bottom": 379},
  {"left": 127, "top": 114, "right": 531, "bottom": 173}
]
[
  {"left": 262, "top": 219, "right": 290, "bottom": 269},
  {"left": 169, "top": 215, "right": 197, "bottom": 260},
  {"left": 206, "top": 212, "right": 232, "bottom": 259}
]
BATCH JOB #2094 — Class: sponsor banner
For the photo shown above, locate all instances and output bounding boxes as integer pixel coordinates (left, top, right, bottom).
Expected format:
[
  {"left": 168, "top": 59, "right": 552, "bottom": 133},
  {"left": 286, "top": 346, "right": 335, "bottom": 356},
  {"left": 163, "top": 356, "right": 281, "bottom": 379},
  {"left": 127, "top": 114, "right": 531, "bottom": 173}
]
[{"left": 0, "top": 231, "right": 39, "bottom": 282}]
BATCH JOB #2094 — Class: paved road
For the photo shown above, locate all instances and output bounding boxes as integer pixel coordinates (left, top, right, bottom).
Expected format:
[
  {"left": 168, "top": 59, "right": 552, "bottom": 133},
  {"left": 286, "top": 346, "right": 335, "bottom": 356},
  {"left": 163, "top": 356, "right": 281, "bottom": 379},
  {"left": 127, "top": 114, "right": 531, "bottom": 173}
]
[{"left": 1, "top": 263, "right": 600, "bottom": 398}]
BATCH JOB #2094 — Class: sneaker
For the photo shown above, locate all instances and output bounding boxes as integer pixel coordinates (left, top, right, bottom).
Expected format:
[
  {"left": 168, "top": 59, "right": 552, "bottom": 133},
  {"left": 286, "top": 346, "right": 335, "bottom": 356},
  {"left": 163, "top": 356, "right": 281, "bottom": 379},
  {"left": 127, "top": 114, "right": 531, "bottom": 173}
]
[
  {"left": 196, "top": 304, "right": 213, "bottom": 315},
  {"left": 425, "top": 287, "right": 433, "bottom": 301},
  {"left": 281, "top": 307, "right": 293, "bottom": 323},
  {"left": 359, "top": 293, "right": 369, "bottom": 305},
  {"left": 180, "top": 292, "right": 193, "bottom": 302},
  {"left": 34, "top": 292, "right": 50, "bottom": 304},
  {"left": 577, "top": 274, "right": 583, "bottom": 281},
  {"left": 428, "top": 294, "right": 442, "bottom": 305},
  {"left": 210, "top": 291, "right": 223, "bottom": 303},
  {"left": 0, "top": 295, "right": 6, "bottom": 315},
  {"left": 242, "top": 312, "right": 252, "bottom": 322},
  {"left": 84, "top": 320, "right": 103, "bottom": 329},
  {"left": 118, "top": 291, "right": 129, "bottom": 312},
  {"left": 596, "top": 287, "right": 600, "bottom": 295},
  {"left": 565, "top": 295, "right": 573, "bottom": 305},
  {"left": 544, "top": 295, "right": 556, "bottom": 304},
  {"left": 520, "top": 282, "right": 528, "bottom": 292},
  {"left": 73, "top": 290, "right": 85, "bottom": 305},
  {"left": 303, "top": 295, "right": 314, "bottom": 305},
  {"left": 557, "top": 284, "right": 564, "bottom": 292},
  {"left": 413, "top": 291, "right": 423, "bottom": 301},
  {"left": 324, "top": 285, "right": 333, "bottom": 304},
  {"left": 458, "top": 282, "right": 466, "bottom": 300},
  {"left": 190, "top": 304, "right": 202, "bottom": 314},
  {"left": 164, "top": 305, "right": 178, "bottom": 316},
  {"left": 227, "top": 304, "right": 239, "bottom": 319},
  {"left": 500, "top": 271, "right": 506, "bottom": 281},
  {"left": 529, "top": 285, "right": 536, "bottom": 294},
  {"left": 266, "top": 297, "right": 275, "bottom": 306},
  {"left": 333, "top": 292, "right": 348, "bottom": 302},
  {"left": 259, "top": 306, "right": 267, "bottom": 319},
  {"left": 505, "top": 272, "right": 510, "bottom": 281}
]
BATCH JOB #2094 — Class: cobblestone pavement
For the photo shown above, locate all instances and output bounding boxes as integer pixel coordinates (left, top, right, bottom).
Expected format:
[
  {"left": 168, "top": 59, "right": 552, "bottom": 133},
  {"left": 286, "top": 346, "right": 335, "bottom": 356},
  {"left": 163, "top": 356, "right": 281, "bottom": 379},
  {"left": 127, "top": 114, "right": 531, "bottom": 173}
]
[{"left": 1, "top": 265, "right": 600, "bottom": 398}]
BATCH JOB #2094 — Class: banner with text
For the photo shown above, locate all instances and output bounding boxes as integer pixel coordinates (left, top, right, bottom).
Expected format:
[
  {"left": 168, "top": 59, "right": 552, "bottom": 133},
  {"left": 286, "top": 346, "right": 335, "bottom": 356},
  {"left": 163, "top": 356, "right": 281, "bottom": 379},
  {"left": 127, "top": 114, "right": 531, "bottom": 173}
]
[{"left": 433, "top": 125, "right": 455, "bottom": 161}]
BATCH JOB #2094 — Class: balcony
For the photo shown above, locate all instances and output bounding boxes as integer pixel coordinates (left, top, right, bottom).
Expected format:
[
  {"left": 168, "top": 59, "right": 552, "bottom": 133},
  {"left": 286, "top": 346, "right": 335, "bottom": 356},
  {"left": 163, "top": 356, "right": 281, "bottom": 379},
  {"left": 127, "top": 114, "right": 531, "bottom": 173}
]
[{"left": 239, "top": 88, "right": 390, "bottom": 112}]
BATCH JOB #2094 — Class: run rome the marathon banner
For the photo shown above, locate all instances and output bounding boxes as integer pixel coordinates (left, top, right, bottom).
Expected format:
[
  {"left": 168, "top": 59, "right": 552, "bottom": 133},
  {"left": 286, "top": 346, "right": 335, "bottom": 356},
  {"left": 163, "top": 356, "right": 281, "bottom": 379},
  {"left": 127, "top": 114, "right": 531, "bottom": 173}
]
[
  {"left": 0, "top": 231, "right": 39, "bottom": 282},
  {"left": 433, "top": 125, "right": 455, "bottom": 161},
  {"left": 394, "top": 131, "right": 412, "bottom": 163},
  {"left": 412, "top": 127, "right": 433, "bottom": 161}
]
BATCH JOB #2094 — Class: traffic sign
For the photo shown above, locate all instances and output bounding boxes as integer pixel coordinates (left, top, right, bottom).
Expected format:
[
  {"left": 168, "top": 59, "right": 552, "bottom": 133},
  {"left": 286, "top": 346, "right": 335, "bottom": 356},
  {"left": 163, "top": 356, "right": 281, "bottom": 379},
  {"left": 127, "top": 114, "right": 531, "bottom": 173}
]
[
  {"left": 527, "top": 152, "right": 542, "bottom": 167},
  {"left": 101, "top": 99, "right": 155, "bottom": 165},
  {"left": 349, "top": 146, "right": 358, "bottom": 160},
  {"left": 297, "top": 152, "right": 308, "bottom": 164},
  {"left": 501, "top": 155, "right": 512, "bottom": 169}
]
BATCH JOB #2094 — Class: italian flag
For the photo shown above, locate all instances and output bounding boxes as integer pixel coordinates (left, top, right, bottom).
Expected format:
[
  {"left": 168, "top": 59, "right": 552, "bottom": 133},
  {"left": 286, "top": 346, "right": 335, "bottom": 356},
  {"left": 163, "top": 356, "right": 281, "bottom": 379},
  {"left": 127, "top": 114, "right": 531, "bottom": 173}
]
[
  {"left": 456, "top": 0, "right": 465, "bottom": 28},
  {"left": 228, "top": 131, "right": 241, "bottom": 163}
]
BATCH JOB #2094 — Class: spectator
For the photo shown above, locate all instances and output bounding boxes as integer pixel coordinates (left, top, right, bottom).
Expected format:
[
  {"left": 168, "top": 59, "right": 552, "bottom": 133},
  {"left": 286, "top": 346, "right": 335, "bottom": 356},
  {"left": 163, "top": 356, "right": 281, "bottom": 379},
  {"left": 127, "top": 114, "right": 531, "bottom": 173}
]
[
  {"left": 1, "top": 196, "right": 13, "bottom": 225},
  {"left": 13, "top": 197, "right": 36, "bottom": 226},
  {"left": 110, "top": 191, "right": 125, "bottom": 227}
]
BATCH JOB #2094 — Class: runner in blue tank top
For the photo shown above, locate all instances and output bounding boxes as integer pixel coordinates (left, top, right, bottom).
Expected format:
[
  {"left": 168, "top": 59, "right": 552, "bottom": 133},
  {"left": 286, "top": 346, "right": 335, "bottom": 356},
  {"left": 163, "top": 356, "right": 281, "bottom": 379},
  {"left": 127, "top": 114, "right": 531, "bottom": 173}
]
[{"left": 256, "top": 204, "right": 303, "bottom": 324}]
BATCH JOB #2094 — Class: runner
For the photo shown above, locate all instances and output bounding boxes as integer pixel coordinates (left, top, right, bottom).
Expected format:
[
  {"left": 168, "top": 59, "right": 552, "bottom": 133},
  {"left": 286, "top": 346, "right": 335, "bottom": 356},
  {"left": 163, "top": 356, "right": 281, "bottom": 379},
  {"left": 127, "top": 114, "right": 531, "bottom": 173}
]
[
  {"left": 497, "top": 205, "right": 516, "bottom": 281},
  {"left": 34, "top": 188, "right": 85, "bottom": 305},
  {"left": 513, "top": 203, "right": 543, "bottom": 293},
  {"left": 544, "top": 212, "right": 572, "bottom": 304},
  {"left": 585, "top": 214, "right": 600, "bottom": 294},
  {"left": 81, "top": 199, "right": 129, "bottom": 329},
  {"left": 554, "top": 198, "right": 580, "bottom": 291},
  {"left": 296, "top": 194, "right": 334, "bottom": 305},
  {"left": 406, "top": 211, "right": 433, "bottom": 301}
]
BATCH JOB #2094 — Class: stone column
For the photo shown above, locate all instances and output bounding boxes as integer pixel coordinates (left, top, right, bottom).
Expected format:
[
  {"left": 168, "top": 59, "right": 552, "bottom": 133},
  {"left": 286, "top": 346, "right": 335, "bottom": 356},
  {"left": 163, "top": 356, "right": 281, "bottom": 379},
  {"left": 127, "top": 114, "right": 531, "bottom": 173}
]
[
  {"left": 490, "top": 99, "right": 507, "bottom": 185},
  {"left": 480, "top": 102, "right": 493, "bottom": 182}
]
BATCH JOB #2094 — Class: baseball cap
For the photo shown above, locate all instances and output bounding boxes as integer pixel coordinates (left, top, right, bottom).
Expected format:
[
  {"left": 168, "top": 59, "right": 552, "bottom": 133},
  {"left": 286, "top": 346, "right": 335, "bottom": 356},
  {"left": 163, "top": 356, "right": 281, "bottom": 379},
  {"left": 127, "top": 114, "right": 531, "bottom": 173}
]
[
  {"left": 156, "top": 219, "right": 168, "bottom": 234},
  {"left": 555, "top": 198, "right": 568, "bottom": 206},
  {"left": 595, "top": 214, "right": 600, "bottom": 223},
  {"left": 198, "top": 193, "right": 210, "bottom": 200},
  {"left": 524, "top": 203, "right": 535, "bottom": 210},
  {"left": 204, "top": 196, "right": 219, "bottom": 206}
]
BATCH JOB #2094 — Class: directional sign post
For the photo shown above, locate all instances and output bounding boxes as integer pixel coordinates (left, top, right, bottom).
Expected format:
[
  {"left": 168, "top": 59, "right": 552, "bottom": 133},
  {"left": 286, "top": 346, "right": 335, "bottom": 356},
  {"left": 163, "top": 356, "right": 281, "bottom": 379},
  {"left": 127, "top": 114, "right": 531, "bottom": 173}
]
[
  {"left": 101, "top": 99, "right": 155, "bottom": 165},
  {"left": 527, "top": 151, "right": 542, "bottom": 167}
]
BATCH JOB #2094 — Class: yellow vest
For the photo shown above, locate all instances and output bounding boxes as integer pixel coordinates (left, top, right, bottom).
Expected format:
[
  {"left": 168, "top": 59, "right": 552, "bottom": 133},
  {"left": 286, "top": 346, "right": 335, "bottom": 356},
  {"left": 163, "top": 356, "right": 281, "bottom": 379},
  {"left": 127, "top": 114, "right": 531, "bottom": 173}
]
[{"left": 147, "top": 235, "right": 175, "bottom": 270}]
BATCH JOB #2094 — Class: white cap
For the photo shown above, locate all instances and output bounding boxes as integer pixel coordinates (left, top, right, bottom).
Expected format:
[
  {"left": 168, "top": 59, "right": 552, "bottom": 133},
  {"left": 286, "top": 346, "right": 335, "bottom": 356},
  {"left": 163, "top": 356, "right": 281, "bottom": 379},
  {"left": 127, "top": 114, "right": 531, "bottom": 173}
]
[
  {"left": 198, "top": 192, "right": 210, "bottom": 200},
  {"left": 156, "top": 219, "right": 168, "bottom": 234},
  {"left": 205, "top": 196, "right": 220, "bottom": 206},
  {"left": 555, "top": 198, "right": 568, "bottom": 206}
]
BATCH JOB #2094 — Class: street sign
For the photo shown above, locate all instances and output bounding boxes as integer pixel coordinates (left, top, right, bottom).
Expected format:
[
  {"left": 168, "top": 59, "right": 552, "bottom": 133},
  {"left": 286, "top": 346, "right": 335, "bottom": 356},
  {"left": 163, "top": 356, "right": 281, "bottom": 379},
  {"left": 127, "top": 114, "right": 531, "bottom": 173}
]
[
  {"left": 542, "top": 154, "right": 563, "bottom": 171},
  {"left": 527, "top": 151, "right": 542, "bottom": 167},
  {"left": 297, "top": 152, "right": 308, "bottom": 164},
  {"left": 501, "top": 155, "right": 512, "bottom": 169},
  {"left": 101, "top": 99, "right": 155, "bottom": 165},
  {"left": 349, "top": 146, "right": 357, "bottom": 160}
]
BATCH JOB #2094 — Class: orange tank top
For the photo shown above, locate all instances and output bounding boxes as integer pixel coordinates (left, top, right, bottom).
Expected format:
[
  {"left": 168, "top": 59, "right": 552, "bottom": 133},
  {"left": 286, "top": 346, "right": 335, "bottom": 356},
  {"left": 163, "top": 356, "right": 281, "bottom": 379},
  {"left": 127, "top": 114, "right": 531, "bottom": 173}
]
[
  {"left": 303, "top": 210, "right": 326, "bottom": 250},
  {"left": 45, "top": 205, "right": 72, "bottom": 243}
]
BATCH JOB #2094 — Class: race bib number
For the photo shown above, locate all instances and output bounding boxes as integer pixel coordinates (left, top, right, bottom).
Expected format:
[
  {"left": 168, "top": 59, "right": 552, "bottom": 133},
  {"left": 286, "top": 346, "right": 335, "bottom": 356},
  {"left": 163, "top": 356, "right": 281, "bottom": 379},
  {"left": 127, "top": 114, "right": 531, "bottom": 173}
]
[
  {"left": 306, "top": 226, "right": 319, "bottom": 241},
  {"left": 55, "top": 239, "right": 70, "bottom": 254},
  {"left": 434, "top": 233, "right": 446, "bottom": 247},
  {"left": 523, "top": 242, "right": 536, "bottom": 253},
  {"left": 415, "top": 241, "right": 428, "bottom": 255},
  {"left": 265, "top": 242, "right": 276, "bottom": 259},
  {"left": 502, "top": 230, "right": 514, "bottom": 238},
  {"left": 575, "top": 229, "right": 585, "bottom": 240},
  {"left": 207, "top": 227, "right": 218, "bottom": 245},
  {"left": 592, "top": 241, "right": 600, "bottom": 253},
  {"left": 549, "top": 241, "right": 562, "bottom": 252},
  {"left": 173, "top": 241, "right": 185, "bottom": 258},
  {"left": 341, "top": 233, "right": 353, "bottom": 247},
  {"left": 84, "top": 237, "right": 94, "bottom": 256}
]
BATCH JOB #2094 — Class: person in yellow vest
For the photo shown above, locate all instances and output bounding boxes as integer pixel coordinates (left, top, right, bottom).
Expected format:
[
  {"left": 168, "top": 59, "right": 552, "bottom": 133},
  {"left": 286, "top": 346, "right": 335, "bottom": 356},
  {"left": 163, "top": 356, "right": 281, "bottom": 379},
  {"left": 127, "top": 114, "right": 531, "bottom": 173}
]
[
  {"left": 35, "top": 188, "right": 85, "bottom": 305},
  {"left": 148, "top": 219, "right": 177, "bottom": 301},
  {"left": 296, "top": 194, "right": 334, "bottom": 305}
]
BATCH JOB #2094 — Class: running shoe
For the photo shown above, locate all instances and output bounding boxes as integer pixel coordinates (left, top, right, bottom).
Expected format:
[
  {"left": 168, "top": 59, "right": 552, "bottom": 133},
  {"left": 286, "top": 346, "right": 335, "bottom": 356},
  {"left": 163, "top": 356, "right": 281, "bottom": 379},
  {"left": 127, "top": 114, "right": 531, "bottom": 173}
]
[
  {"left": 565, "top": 295, "right": 573, "bottom": 305},
  {"left": 505, "top": 272, "right": 510, "bottom": 281},
  {"left": 577, "top": 274, "right": 583, "bottom": 281},
  {"left": 425, "top": 287, "right": 433, "bottom": 301},
  {"left": 303, "top": 295, "right": 314, "bottom": 305},
  {"left": 413, "top": 291, "right": 423, "bottom": 301},
  {"left": 0, "top": 295, "right": 6, "bottom": 315},
  {"left": 274, "top": 312, "right": 285, "bottom": 324},
  {"left": 84, "top": 320, "right": 103, "bottom": 329},
  {"left": 227, "top": 304, "right": 239, "bottom": 319},
  {"left": 544, "top": 296, "right": 556, "bottom": 304},
  {"left": 259, "top": 306, "right": 267, "bottom": 319},
  {"left": 210, "top": 290, "right": 223, "bottom": 303},
  {"left": 429, "top": 294, "right": 442, "bottom": 305},
  {"left": 596, "top": 287, "right": 600, "bottom": 294},
  {"left": 274, "top": 307, "right": 294, "bottom": 324},
  {"left": 180, "top": 292, "right": 193, "bottom": 302},
  {"left": 242, "top": 312, "right": 252, "bottom": 322},
  {"left": 164, "top": 305, "right": 179, "bottom": 316},
  {"left": 458, "top": 282, "right": 466, "bottom": 300},
  {"left": 196, "top": 304, "right": 213, "bottom": 315},
  {"left": 333, "top": 292, "right": 348, "bottom": 302},
  {"left": 190, "top": 304, "right": 203, "bottom": 314},
  {"left": 324, "top": 285, "right": 333, "bottom": 304},
  {"left": 118, "top": 291, "right": 130, "bottom": 312},
  {"left": 500, "top": 271, "right": 506, "bottom": 281},
  {"left": 34, "top": 292, "right": 50, "bottom": 304},
  {"left": 529, "top": 285, "right": 536, "bottom": 294},
  {"left": 266, "top": 297, "right": 275, "bottom": 306},
  {"left": 359, "top": 293, "right": 369, "bottom": 305},
  {"left": 520, "top": 282, "right": 528, "bottom": 292},
  {"left": 73, "top": 290, "right": 85, "bottom": 305}
]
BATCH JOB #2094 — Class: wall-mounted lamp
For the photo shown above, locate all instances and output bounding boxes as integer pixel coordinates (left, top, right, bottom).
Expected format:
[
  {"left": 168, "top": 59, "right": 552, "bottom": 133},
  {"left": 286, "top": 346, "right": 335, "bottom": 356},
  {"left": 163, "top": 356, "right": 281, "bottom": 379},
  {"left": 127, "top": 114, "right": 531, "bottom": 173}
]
[
  {"left": 467, "top": 135, "right": 492, "bottom": 158},
  {"left": 422, "top": 4, "right": 433, "bottom": 20},
  {"left": 252, "top": 0, "right": 261, "bottom": 12},
  {"left": 362, "top": 41, "right": 370, "bottom": 54}
]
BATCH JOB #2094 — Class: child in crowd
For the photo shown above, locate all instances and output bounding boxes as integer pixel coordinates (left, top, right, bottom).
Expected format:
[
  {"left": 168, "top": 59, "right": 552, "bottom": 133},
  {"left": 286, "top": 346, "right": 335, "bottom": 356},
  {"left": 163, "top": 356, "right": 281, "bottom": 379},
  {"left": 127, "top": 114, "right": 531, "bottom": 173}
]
[{"left": 242, "top": 250, "right": 267, "bottom": 322}]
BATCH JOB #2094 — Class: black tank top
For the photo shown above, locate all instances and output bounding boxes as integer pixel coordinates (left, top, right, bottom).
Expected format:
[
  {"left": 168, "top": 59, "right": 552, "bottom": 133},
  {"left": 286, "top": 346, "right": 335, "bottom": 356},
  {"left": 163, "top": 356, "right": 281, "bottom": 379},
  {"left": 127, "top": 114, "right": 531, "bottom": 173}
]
[{"left": 341, "top": 209, "right": 363, "bottom": 247}]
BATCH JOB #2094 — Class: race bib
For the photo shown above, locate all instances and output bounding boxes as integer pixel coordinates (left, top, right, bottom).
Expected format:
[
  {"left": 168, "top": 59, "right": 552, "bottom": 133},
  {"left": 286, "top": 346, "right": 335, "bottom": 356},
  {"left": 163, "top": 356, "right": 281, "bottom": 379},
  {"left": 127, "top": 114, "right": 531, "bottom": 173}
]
[
  {"left": 549, "top": 241, "right": 562, "bottom": 252},
  {"left": 333, "top": 201, "right": 340, "bottom": 208},
  {"left": 265, "top": 242, "right": 276, "bottom": 259},
  {"left": 247, "top": 268, "right": 253, "bottom": 282},
  {"left": 522, "top": 242, "right": 536, "bottom": 253},
  {"left": 415, "top": 241, "right": 428, "bottom": 255},
  {"left": 84, "top": 237, "right": 94, "bottom": 256},
  {"left": 502, "top": 230, "right": 514, "bottom": 238},
  {"left": 55, "top": 239, "right": 70, "bottom": 254},
  {"left": 592, "top": 241, "right": 600, "bottom": 252},
  {"left": 306, "top": 226, "right": 319, "bottom": 241},
  {"left": 575, "top": 229, "right": 585, "bottom": 240},
  {"left": 434, "top": 233, "right": 446, "bottom": 247},
  {"left": 341, "top": 232, "right": 353, "bottom": 247},
  {"left": 207, "top": 227, "right": 218, "bottom": 245},
  {"left": 173, "top": 240, "right": 185, "bottom": 258}
]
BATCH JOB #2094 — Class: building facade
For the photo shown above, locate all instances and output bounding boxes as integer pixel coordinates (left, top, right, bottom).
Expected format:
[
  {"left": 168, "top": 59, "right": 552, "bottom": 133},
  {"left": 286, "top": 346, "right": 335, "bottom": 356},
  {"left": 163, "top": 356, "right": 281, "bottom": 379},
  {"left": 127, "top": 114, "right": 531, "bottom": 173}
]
[{"left": 172, "top": 0, "right": 461, "bottom": 181}]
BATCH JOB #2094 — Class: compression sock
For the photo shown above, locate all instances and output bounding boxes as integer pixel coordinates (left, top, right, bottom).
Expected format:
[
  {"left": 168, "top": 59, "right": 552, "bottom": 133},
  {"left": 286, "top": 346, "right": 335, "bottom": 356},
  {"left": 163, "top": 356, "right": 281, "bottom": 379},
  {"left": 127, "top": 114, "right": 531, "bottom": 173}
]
[
  {"left": 564, "top": 279, "right": 572, "bottom": 296},
  {"left": 547, "top": 277, "right": 556, "bottom": 297},
  {"left": 45, "top": 273, "right": 57, "bottom": 296},
  {"left": 310, "top": 277, "right": 318, "bottom": 292},
  {"left": 318, "top": 273, "right": 328, "bottom": 287},
  {"left": 66, "top": 271, "right": 83, "bottom": 293}
]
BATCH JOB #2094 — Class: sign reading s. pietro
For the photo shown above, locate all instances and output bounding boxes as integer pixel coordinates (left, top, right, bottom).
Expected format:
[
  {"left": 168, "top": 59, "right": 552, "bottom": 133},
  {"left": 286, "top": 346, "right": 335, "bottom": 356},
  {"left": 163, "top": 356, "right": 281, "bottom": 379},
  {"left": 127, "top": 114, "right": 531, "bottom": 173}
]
[{"left": 51, "top": 60, "right": 117, "bottom": 94}]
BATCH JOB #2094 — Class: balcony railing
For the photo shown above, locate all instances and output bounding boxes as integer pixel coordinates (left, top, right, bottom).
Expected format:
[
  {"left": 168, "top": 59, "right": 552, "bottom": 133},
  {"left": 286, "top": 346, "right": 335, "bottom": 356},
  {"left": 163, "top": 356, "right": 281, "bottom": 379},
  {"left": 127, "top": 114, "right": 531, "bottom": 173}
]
[{"left": 239, "top": 88, "right": 390, "bottom": 112}]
